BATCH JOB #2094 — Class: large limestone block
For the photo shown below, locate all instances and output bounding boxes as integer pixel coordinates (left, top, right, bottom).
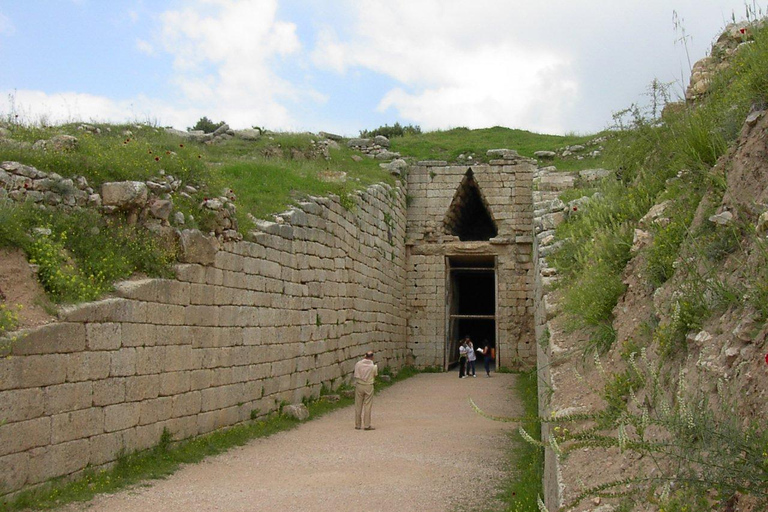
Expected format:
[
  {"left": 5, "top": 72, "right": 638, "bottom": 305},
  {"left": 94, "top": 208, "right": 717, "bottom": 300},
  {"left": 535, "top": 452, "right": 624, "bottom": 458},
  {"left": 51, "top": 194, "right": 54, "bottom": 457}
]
[
  {"left": 172, "top": 391, "right": 202, "bottom": 418},
  {"left": 160, "top": 371, "right": 192, "bottom": 396},
  {"left": 0, "top": 388, "right": 44, "bottom": 423},
  {"left": 0, "top": 416, "right": 51, "bottom": 457},
  {"left": 51, "top": 407, "right": 103, "bottom": 444},
  {"left": 0, "top": 451, "right": 29, "bottom": 494},
  {"left": 66, "top": 351, "right": 110, "bottom": 382},
  {"left": 139, "top": 396, "right": 173, "bottom": 425},
  {"left": 103, "top": 402, "right": 140, "bottom": 432},
  {"left": 93, "top": 378, "right": 127, "bottom": 407},
  {"left": 89, "top": 431, "right": 124, "bottom": 466},
  {"left": 101, "top": 181, "right": 148, "bottom": 209},
  {"left": 178, "top": 229, "right": 220, "bottom": 265},
  {"left": 26, "top": 439, "right": 89, "bottom": 485},
  {"left": 44, "top": 381, "right": 93, "bottom": 415},
  {"left": 9, "top": 323, "right": 86, "bottom": 356},
  {"left": 0, "top": 354, "right": 68, "bottom": 391},
  {"left": 125, "top": 374, "right": 161, "bottom": 401},
  {"left": 86, "top": 322, "right": 122, "bottom": 351}
]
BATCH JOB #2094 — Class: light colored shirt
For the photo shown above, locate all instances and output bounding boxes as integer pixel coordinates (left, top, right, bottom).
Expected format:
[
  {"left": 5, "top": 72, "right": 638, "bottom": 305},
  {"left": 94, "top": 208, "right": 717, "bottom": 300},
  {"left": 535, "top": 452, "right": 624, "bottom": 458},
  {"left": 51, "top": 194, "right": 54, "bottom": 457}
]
[
  {"left": 354, "top": 358, "right": 378, "bottom": 385},
  {"left": 459, "top": 344, "right": 468, "bottom": 358},
  {"left": 467, "top": 343, "right": 476, "bottom": 361}
]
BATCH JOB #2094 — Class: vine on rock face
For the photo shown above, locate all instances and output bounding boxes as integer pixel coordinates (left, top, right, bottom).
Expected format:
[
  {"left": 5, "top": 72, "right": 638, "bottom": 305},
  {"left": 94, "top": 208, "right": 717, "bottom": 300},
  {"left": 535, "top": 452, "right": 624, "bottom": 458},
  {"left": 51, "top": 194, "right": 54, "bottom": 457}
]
[{"left": 508, "top": 353, "right": 768, "bottom": 511}]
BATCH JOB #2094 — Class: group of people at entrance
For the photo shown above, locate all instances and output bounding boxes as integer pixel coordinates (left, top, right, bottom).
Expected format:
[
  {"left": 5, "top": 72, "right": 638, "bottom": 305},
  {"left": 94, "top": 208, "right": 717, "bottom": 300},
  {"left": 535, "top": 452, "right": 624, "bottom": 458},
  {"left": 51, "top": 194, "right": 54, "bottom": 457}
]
[{"left": 458, "top": 336, "right": 493, "bottom": 378}]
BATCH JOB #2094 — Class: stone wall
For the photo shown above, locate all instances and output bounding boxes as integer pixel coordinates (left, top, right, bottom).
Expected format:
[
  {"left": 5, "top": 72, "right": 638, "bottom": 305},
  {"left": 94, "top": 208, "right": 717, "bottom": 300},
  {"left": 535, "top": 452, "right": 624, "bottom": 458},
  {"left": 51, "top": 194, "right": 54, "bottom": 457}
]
[
  {"left": 0, "top": 183, "right": 408, "bottom": 496},
  {"left": 532, "top": 166, "right": 600, "bottom": 510},
  {"left": 405, "top": 156, "right": 536, "bottom": 369}
]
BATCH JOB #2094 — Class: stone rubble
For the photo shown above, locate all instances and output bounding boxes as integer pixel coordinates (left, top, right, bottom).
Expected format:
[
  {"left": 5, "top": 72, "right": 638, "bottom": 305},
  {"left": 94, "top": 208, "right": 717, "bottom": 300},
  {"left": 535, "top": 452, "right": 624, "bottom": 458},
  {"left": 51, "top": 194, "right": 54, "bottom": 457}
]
[{"left": 0, "top": 160, "right": 238, "bottom": 240}]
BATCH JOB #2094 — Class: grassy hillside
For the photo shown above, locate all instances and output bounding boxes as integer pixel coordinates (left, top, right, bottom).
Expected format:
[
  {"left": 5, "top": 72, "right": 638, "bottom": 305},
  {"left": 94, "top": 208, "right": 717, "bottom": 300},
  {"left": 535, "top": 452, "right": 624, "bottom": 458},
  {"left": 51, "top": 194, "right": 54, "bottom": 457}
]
[
  {"left": 544, "top": 18, "right": 768, "bottom": 512},
  {"left": 0, "top": 118, "right": 604, "bottom": 310},
  {"left": 389, "top": 126, "right": 603, "bottom": 171}
]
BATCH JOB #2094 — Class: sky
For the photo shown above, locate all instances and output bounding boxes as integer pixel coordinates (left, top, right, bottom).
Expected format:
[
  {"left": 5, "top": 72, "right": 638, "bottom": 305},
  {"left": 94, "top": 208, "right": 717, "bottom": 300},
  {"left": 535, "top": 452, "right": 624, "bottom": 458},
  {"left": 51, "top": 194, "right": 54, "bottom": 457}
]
[{"left": 0, "top": 0, "right": 763, "bottom": 136}]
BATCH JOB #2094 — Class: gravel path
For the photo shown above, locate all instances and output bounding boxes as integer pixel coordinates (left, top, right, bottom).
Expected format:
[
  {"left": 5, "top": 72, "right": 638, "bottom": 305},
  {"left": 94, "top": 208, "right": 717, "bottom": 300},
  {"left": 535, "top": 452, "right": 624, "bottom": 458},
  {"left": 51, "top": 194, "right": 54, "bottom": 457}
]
[{"left": 63, "top": 372, "right": 523, "bottom": 512}]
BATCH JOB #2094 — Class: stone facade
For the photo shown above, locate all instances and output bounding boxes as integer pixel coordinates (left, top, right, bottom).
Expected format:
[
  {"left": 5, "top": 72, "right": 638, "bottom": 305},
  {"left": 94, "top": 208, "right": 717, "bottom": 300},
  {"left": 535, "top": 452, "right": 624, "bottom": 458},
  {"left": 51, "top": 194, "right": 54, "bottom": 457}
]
[
  {"left": 405, "top": 156, "right": 536, "bottom": 369},
  {"left": 0, "top": 147, "right": 542, "bottom": 496},
  {"left": 0, "top": 184, "right": 407, "bottom": 495}
]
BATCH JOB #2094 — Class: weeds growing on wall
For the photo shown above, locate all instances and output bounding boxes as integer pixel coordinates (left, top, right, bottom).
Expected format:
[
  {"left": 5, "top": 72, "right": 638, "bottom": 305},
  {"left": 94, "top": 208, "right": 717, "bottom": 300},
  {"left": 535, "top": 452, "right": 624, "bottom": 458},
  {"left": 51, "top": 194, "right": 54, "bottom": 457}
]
[
  {"left": 0, "top": 204, "right": 175, "bottom": 303},
  {"left": 523, "top": 352, "right": 768, "bottom": 511},
  {"left": 551, "top": 19, "right": 768, "bottom": 356},
  {"left": 494, "top": 371, "right": 543, "bottom": 512}
]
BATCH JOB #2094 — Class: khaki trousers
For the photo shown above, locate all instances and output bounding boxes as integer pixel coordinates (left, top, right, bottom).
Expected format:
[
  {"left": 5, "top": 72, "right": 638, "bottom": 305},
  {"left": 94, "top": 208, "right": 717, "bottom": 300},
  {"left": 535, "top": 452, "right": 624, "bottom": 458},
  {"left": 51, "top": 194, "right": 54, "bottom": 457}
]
[{"left": 354, "top": 382, "right": 374, "bottom": 428}]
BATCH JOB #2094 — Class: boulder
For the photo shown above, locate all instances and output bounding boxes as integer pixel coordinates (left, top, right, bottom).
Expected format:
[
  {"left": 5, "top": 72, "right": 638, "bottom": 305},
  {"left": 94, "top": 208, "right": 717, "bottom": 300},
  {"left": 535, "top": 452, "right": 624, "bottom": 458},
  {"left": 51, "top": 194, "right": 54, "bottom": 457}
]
[
  {"left": 373, "top": 135, "right": 390, "bottom": 148},
  {"left": 234, "top": 128, "right": 261, "bottom": 141},
  {"left": 164, "top": 128, "right": 193, "bottom": 139},
  {"left": 639, "top": 200, "right": 672, "bottom": 228},
  {"left": 380, "top": 158, "right": 408, "bottom": 176},
  {"left": 746, "top": 110, "right": 764, "bottom": 127},
  {"left": 579, "top": 168, "right": 613, "bottom": 182},
  {"left": 212, "top": 123, "right": 230, "bottom": 136},
  {"left": 756, "top": 211, "right": 768, "bottom": 235},
  {"left": 149, "top": 199, "right": 174, "bottom": 220},
  {"left": 282, "top": 403, "right": 309, "bottom": 421},
  {"left": 49, "top": 134, "right": 79, "bottom": 151},
  {"left": 486, "top": 148, "right": 519, "bottom": 159},
  {"left": 347, "top": 138, "right": 372, "bottom": 148},
  {"left": 319, "top": 131, "right": 343, "bottom": 141},
  {"left": 632, "top": 229, "right": 652, "bottom": 252},
  {"left": 708, "top": 210, "right": 734, "bottom": 225},
  {"left": 101, "top": 181, "right": 149, "bottom": 209},
  {"left": 374, "top": 150, "right": 400, "bottom": 160},
  {"left": 534, "top": 150, "right": 556, "bottom": 159},
  {"left": 178, "top": 229, "right": 219, "bottom": 265}
]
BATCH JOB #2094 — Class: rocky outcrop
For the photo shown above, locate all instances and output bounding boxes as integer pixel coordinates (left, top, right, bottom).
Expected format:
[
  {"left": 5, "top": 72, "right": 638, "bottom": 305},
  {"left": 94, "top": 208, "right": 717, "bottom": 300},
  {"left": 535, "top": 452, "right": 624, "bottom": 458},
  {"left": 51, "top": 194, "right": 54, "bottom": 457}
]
[
  {"left": 0, "top": 161, "right": 238, "bottom": 240},
  {"left": 686, "top": 20, "right": 765, "bottom": 101},
  {"left": 347, "top": 135, "right": 401, "bottom": 161}
]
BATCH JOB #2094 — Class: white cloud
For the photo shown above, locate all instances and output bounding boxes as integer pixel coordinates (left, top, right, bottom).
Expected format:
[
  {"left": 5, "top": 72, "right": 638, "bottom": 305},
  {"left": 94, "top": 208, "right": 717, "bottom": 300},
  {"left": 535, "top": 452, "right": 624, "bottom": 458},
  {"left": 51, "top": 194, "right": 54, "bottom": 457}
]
[
  {"left": 1, "top": 89, "right": 217, "bottom": 130},
  {"left": 136, "top": 39, "right": 154, "bottom": 55},
  {"left": 155, "top": 0, "right": 313, "bottom": 129},
  {"left": 310, "top": 0, "right": 580, "bottom": 133},
  {"left": 309, "top": 0, "right": 756, "bottom": 133},
  {"left": 0, "top": 12, "right": 15, "bottom": 36}
]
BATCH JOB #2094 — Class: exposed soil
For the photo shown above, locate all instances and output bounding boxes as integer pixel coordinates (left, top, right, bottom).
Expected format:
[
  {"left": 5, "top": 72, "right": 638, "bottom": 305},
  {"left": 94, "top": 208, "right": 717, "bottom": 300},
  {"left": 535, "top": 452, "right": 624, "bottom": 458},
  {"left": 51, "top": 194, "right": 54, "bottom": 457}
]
[
  {"left": 0, "top": 248, "right": 55, "bottom": 330},
  {"left": 58, "top": 372, "right": 523, "bottom": 512}
]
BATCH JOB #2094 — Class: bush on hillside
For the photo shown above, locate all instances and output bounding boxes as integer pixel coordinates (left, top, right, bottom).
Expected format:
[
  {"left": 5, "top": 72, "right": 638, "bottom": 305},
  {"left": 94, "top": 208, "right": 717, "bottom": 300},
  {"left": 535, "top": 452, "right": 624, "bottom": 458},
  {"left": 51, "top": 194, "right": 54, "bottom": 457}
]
[
  {"left": 189, "top": 116, "right": 225, "bottom": 133},
  {"left": 359, "top": 122, "right": 422, "bottom": 139}
]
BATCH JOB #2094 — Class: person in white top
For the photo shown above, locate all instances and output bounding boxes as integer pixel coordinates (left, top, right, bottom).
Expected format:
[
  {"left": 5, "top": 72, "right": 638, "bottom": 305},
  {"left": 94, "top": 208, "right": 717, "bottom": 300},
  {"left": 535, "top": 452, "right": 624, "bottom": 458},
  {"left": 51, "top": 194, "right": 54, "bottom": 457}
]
[
  {"left": 458, "top": 338, "right": 469, "bottom": 378},
  {"left": 353, "top": 351, "right": 378, "bottom": 430},
  {"left": 466, "top": 337, "right": 477, "bottom": 377}
]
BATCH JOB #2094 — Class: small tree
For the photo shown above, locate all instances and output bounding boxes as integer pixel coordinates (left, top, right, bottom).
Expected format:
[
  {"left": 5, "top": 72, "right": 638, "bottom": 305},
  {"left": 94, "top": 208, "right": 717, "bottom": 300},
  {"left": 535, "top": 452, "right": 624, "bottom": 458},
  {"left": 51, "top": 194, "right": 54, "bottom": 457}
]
[{"left": 189, "top": 116, "right": 224, "bottom": 133}]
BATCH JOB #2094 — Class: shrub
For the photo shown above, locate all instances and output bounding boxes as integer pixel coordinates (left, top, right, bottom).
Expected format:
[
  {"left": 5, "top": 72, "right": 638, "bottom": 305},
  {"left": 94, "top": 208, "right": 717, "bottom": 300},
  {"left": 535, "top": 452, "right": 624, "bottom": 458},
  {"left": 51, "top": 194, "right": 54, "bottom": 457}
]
[
  {"left": 359, "top": 122, "right": 422, "bottom": 139},
  {"left": 189, "top": 116, "right": 224, "bottom": 133}
]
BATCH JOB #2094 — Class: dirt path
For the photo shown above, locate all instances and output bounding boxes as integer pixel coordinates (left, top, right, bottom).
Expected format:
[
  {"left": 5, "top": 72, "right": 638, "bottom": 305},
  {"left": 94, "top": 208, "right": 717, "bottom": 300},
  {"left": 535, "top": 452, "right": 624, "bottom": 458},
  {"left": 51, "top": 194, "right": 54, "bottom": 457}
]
[{"left": 63, "top": 372, "right": 523, "bottom": 512}]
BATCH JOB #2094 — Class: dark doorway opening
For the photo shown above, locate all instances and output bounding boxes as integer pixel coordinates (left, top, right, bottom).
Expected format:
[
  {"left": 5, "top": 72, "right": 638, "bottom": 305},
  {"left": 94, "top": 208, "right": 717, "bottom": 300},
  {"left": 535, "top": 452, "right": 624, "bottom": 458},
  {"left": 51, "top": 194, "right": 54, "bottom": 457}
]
[
  {"left": 446, "top": 255, "right": 496, "bottom": 370},
  {"left": 444, "top": 169, "right": 498, "bottom": 241}
]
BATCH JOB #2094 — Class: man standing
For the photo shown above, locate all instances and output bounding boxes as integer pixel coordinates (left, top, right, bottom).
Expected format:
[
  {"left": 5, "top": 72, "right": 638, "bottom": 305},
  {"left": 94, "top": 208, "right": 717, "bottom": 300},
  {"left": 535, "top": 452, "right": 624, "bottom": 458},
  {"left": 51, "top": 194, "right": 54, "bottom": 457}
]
[{"left": 354, "top": 351, "right": 378, "bottom": 430}]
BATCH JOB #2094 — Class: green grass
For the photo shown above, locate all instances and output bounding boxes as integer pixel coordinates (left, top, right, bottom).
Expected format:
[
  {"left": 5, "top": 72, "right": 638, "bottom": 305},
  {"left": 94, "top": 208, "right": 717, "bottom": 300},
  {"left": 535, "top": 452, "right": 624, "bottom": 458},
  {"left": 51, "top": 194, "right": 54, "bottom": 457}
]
[
  {"left": 389, "top": 126, "right": 605, "bottom": 171},
  {"left": 0, "top": 366, "right": 420, "bottom": 511},
  {"left": 549, "top": 20, "right": 768, "bottom": 354},
  {"left": 0, "top": 203, "right": 176, "bottom": 303},
  {"left": 494, "top": 370, "right": 543, "bottom": 512}
]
